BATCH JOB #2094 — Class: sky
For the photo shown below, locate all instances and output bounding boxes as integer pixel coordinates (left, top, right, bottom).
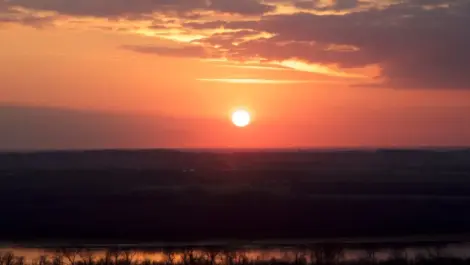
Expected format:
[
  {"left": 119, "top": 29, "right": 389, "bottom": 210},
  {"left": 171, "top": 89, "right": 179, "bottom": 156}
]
[{"left": 1, "top": 0, "right": 470, "bottom": 149}]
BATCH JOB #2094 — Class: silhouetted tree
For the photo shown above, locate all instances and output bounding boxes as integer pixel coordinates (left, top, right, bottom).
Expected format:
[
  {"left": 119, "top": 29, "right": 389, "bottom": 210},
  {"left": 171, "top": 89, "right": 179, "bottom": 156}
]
[
  {"left": 15, "top": 257, "right": 25, "bottom": 265},
  {"left": 222, "top": 250, "right": 237, "bottom": 265},
  {"left": 425, "top": 245, "right": 446, "bottom": 259},
  {"left": 108, "top": 249, "right": 121, "bottom": 265},
  {"left": 365, "top": 247, "right": 378, "bottom": 264},
  {"left": 122, "top": 251, "right": 136, "bottom": 265},
  {"left": 292, "top": 249, "right": 307, "bottom": 265},
  {"left": 389, "top": 247, "right": 407, "bottom": 265},
  {"left": 162, "top": 249, "right": 176, "bottom": 265},
  {"left": 58, "top": 249, "right": 79, "bottom": 265},
  {"left": 38, "top": 255, "right": 50, "bottom": 265},
  {"left": 102, "top": 251, "right": 113, "bottom": 265},
  {"left": 203, "top": 248, "right": 220, "bottom": 265},
  {"left": 181, "top": 249, "right": 197, "bottom": 265},
  {"left": 79, "top": 250, "right": 95, "bottom": 265},
  {"left": 307, "top": 244, "right": 343, "bottom": 265},
  {"left": 5, "top": 246, "right": 470, "bottom": 265},
  {"left": 1, "top": 252, "right": 15, "bottom": 265},
  {"left": 51, "top": 255, "right": 64, "bottom": 265},
  {"left": 235, "top": 252, "right": 249, "bottom": 265}
]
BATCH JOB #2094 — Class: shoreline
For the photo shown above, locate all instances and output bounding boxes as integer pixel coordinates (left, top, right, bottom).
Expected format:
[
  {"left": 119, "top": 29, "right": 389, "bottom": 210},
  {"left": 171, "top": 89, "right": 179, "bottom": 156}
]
[{"left": 3, "top": 234, "right": 470, "bottom": 249}]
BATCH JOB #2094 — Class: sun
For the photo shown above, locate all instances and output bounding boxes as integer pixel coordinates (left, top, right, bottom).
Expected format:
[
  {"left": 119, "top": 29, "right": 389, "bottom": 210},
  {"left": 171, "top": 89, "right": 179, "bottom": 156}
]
[{"left": 231, "top": 109, "right": 251, "bottom": 127}]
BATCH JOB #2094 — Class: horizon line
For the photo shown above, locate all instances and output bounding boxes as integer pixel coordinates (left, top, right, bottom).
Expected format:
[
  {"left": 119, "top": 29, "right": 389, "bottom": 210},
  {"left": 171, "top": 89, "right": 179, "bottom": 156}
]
[{"left": 1, "top": 146, "right": 470, "bottom": 154}]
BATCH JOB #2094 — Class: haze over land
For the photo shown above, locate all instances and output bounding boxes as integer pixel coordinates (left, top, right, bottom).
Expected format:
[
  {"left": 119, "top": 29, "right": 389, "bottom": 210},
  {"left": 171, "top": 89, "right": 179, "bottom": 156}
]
[{"left": 1, "top": 105, "right": 470, "bottom": 150}]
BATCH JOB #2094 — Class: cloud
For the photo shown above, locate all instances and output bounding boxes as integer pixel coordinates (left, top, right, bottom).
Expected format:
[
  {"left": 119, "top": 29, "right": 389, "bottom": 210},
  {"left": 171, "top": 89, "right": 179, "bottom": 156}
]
[
  {"left": 4, "top": 0, "right": 470, "bottom": 89},
  {"left": 295, "top": 0, "right": 361, "bottom": 11},
  {"left": 214, "top": 64, "right": 292, "bottom": 71},
  {"left": 0, "top": 13, "right": 58, "bottom": 28},
  {"left": 207, "top": 0, "right": 276, "bottom": 15},
  {"left": 197, "top": 78, "right": 340, "bottom": 84},
  {"left": 0, "top": 0, "right": 7, "bottom": 11},
  {"left": 192, "top": 0, "right": 470, "bottom": 89},
  {"left": 5, "top": 0, "right": 203, "bottom": 18},
  {"left": 277, "top": 60, "right": 367, "bottom": 78},
  {"left": 5, "top": 0, "right": 275, "bottom": 18},
  {"left": 183, "top": 20, "right": 258, "bottom": 30},
  {"left": 196, "top": 30, "right": 270, "bottom": 47},
  {"left": 249, "top": 1, "right": 470, "bottom": 88},
  {"left": 0, "top": 2, "right": 59, "bottom": 28},
  {"left": 183, "top": 20, "right": 228, "bottom": 30},
  {"left": 122, "top": 44, "right": 215, "bottom": 58}
]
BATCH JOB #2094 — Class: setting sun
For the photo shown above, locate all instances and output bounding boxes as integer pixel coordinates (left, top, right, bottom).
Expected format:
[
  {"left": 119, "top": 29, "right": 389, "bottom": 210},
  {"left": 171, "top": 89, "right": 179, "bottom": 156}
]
[{"left": 232, "top": 109, "right": 251, "bottom": 127}]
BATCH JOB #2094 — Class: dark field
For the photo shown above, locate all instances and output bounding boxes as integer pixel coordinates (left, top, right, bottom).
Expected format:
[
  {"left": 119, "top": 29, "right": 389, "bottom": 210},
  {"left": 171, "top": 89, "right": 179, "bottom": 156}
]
[{"left": 2, "top": 149, "right": 470, "bottom": 243}]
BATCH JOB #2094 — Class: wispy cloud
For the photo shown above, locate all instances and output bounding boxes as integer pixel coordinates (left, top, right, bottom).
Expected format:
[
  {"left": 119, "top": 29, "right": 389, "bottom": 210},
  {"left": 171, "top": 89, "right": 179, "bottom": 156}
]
[
  {"left": 276, "top": 60, "right": 368, "bottom": 78},
  {"left": 197, "top": 78, "right": 341, "bottom": 84},
  {"left": 215, "top": 64, "right": 291, "bottom": 71}
]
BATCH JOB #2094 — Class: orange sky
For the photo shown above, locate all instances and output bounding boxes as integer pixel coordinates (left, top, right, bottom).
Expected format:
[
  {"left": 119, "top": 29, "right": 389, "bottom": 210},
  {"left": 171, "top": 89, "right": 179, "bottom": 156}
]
[{"left": 1, "top": 0, "right": 470, "bottom": 149}]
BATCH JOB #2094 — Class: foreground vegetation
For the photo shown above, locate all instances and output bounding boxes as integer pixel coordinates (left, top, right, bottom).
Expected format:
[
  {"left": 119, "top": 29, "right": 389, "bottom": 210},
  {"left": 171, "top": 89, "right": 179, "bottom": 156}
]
[{"left": 2, "top": 245, "right": 470, "bottom": 265}]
